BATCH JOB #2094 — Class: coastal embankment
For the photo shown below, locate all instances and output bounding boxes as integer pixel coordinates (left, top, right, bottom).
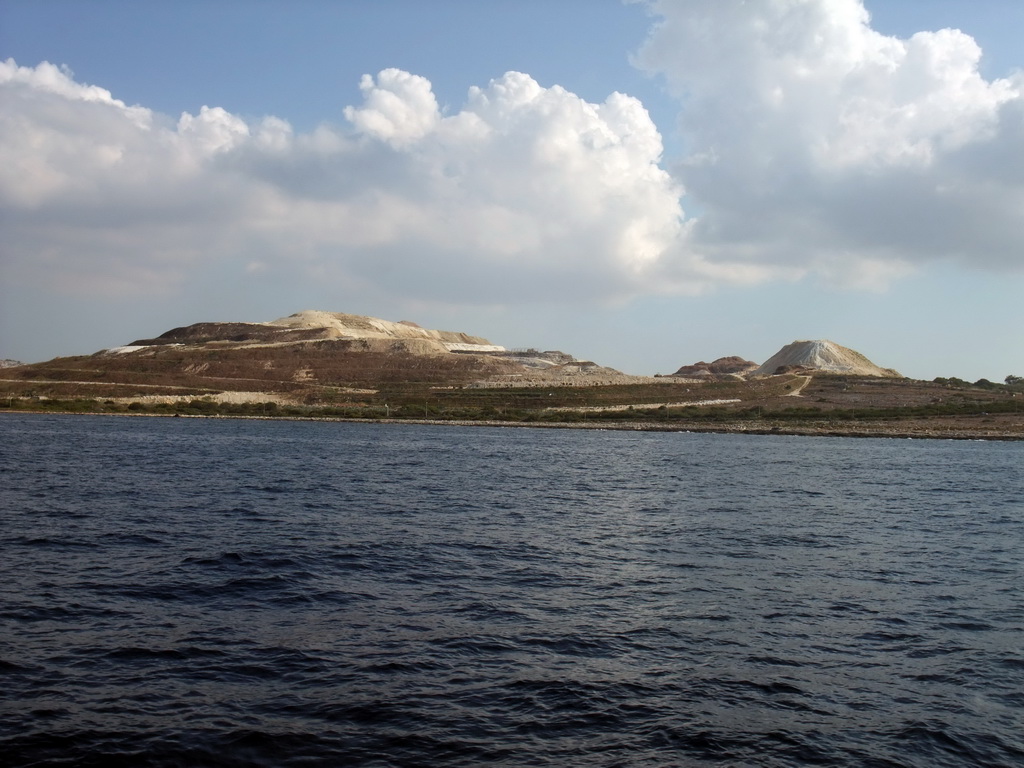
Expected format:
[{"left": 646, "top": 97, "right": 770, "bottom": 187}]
[{"left": 4, "top": 409, "right": 1021, "bottom": 441}]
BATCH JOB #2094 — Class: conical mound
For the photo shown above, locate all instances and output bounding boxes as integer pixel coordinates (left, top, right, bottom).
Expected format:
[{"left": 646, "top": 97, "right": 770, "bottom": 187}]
[{"left": 752, "top": 340, "right": 900, "bottom": 377}]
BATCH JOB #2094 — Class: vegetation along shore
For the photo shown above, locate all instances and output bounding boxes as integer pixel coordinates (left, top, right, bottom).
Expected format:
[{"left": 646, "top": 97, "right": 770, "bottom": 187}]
[{"left": 4, "top": 375, "right": 1021, "bottom": 441}]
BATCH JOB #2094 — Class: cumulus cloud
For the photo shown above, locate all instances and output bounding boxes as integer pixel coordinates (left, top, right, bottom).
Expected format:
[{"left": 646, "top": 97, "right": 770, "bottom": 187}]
[
  {"left": 343, "top": 69, "right": 440, "bottom": 147},
  {"left": 0, "top": 58, "right": 690, "bottom": 305},
  {"left": 3, "top": 1, "right": 1024, "bottom": 319},
  {"left": 634, "top": 0, "right": 1024, "bottom": 280}
]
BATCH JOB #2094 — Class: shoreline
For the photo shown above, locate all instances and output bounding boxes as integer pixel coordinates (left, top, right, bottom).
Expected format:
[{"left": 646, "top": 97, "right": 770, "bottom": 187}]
[{"left": 3, "top": 409, "right": 1021, "bottom": 441}]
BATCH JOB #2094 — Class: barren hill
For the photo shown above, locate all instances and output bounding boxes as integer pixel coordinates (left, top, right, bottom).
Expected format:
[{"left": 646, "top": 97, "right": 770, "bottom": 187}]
[
  {"left": 751, "top": 340, "right": 901, "bottom": 378},
  {"left": 126, "top": 310, "right": 501, "bottom": 355},
  {"left": 6, "top": 315, "right": 1024, "bottom": 440},
  {"left": 671, "top": 356, "right": 759, "bottom": 380},
  {"left": 4, "top": 309, "right": 655, "bottom": 404}
]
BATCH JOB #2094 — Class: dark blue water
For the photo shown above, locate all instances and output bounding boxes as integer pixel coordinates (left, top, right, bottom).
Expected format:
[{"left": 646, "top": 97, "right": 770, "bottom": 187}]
[{"left": 1, "top": 413, "right": 1022, "bottom": 767}]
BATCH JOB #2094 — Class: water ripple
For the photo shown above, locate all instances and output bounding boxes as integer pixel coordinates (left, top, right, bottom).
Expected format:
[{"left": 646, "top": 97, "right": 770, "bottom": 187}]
[{"left": 1, "top": 414, "right": 1022, "bottom": 767}]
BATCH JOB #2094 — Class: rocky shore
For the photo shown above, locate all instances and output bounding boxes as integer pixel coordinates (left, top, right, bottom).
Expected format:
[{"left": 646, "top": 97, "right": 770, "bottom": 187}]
[
  {"left": 376, "top": 417, "right": 1023, "bottom": 441},
  {"left": 8, "top": 410, "right": 1019, "bottom": 441}
]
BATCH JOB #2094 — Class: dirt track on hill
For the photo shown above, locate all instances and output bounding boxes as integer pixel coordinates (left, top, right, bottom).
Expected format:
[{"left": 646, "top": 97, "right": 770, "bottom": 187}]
[{"left": 784, "top": 375, "right": 812, "bottom": 396}]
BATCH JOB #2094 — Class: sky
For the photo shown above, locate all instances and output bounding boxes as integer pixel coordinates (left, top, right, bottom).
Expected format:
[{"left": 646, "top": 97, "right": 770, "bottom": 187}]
[{"left": 1, "top": 0, "right": 1022, "bottom": 382}]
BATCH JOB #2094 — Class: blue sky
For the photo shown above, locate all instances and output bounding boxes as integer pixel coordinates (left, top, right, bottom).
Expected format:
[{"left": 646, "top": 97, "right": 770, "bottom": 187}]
[{"left": 2, "top": 0, "right": 1022, "bottom": 381}]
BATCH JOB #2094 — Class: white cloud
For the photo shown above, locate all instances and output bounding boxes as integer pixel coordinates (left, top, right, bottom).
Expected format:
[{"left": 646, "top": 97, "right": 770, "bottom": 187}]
[
  {"left": 177, "top": 105, "right": 250, "bottom": 154},
  {"left": 3, "top": 0, "right": 1024, "bottom": 323},
  {"left": 634, "top": 0, "right": 1024, "bottom": 278},
  {"left": 343, "top": 68, "right": 440, "bottom": 148},
  {"left": 0, "top": 58, "right": 689, "bottom": 304}
]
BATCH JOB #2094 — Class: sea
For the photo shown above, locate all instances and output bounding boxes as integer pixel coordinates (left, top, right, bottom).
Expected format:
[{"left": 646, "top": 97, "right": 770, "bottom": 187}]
[{"left": 1, "top": 413, "right": 1022, "bottom": 767}]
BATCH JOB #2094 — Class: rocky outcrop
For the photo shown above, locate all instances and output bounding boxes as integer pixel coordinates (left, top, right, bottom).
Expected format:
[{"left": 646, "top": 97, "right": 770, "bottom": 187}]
[
  {"left": 130, "top": 322, "right": 304, "bottom": 346},
  {"left": 671, "top": 356, "right": 759, "bottom": 379},
  {"left": 751, "top": 340, "right": 901, "bottom": 378}
]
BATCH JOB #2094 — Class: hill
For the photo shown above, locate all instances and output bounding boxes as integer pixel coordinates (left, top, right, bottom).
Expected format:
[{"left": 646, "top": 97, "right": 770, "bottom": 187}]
[
  {"left": 122, "top": 310, "right": 501, "bottom": 354},
  {"left": 2, "top": 312, "right": 1020, "bottom": 440},
  {"left": 0, "top": 310, "right": 655, "bottom": 405},
  {"left": 670, "top": 356, "right": 758, "bottom": 379},
  {"left": 751, "top": 340, "right": 901, "bottom": 378}
]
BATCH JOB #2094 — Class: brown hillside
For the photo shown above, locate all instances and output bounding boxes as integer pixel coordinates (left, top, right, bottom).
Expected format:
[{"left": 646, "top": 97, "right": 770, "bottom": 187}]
[
  {"left": 671, "top": 356, "right": 758, "bottom": 379},
  {"left": 1, "top": 310, "right": 650, "bottom": 403}
]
